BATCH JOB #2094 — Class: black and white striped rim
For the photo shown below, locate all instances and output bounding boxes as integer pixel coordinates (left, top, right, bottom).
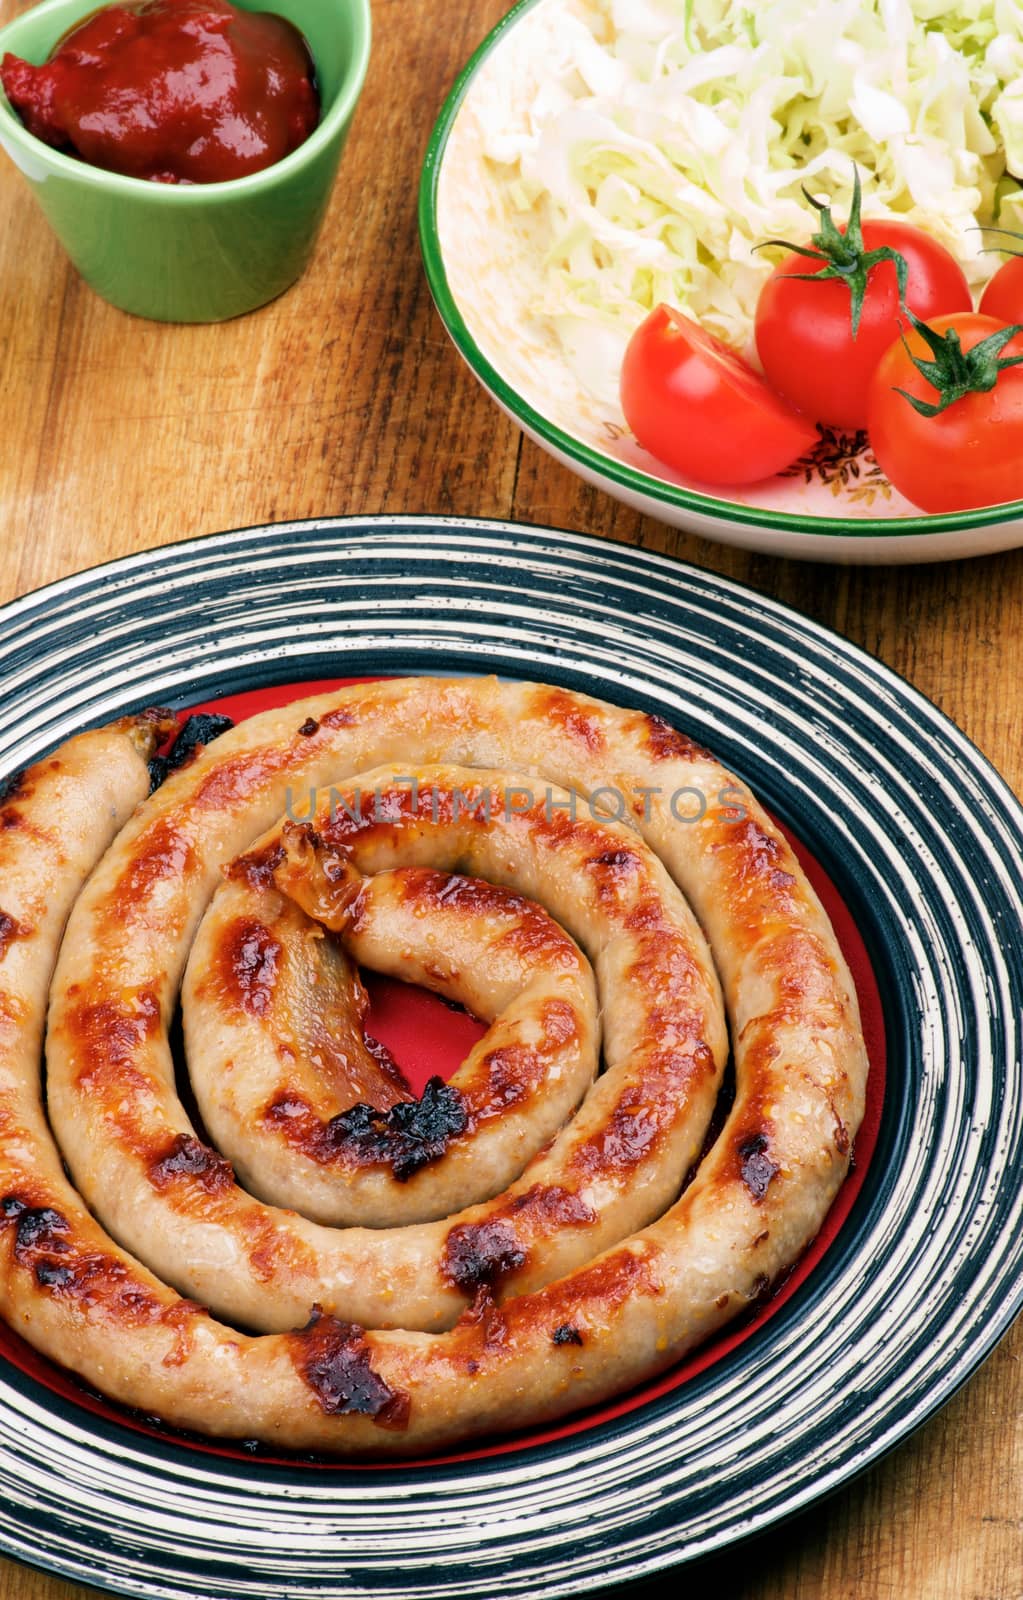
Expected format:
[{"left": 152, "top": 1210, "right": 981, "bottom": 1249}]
[{"left": 0, "top": 515, "right": 1019, "bottom": 1600}]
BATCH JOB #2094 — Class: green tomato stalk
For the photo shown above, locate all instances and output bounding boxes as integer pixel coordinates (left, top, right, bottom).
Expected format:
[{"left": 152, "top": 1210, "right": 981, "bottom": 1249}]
[
  {"left": 757, "top": 165, "right": 909, "bottom": 337},
  {"left": 894, "top": 310, "right": 1023, "bottom": 418}
]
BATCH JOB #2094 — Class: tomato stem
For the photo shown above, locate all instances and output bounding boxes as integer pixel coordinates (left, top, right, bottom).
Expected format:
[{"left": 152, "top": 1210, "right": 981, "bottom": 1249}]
[
  {"left": 893, "top": 311, "right": 1023, "bottom": 418},
  {"left": 755, "top": 165, "right": 909, "bottom": 338}
]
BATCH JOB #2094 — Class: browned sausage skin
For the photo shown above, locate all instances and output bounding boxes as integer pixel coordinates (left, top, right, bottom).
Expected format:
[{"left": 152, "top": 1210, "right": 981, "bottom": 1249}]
[
  {"left": 0, "top": 678, "right": 866, "bottom": 1456},
  {"left": 185, "top": 849, "right": 602, "bottom": 1228},
  {"left": 53, "top": 762, "right": 724, "bottom": 1332}
]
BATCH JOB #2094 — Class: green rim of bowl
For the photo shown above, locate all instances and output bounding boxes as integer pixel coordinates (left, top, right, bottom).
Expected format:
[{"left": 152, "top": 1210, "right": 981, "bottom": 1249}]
[
  {"left": 418, "top": 0, "right": 1023, "bottom": 543},
  {"left": 0, "top": 0, "right": 372, "bottom": 202}
]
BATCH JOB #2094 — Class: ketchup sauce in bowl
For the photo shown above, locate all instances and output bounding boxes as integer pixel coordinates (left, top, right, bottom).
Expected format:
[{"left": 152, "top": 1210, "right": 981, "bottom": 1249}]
[
  {"left": 2, "top": 0, "right": 320, "bottom": 185},
  {"left": 0, "top": 0, "right": 371, "bottom": 320}
]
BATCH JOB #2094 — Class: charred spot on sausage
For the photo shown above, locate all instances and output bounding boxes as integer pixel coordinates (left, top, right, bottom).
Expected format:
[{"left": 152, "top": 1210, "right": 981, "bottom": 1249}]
[
  {"left": 322, "top": 1076, "right": 467, "bottom": 1181},
  {"left": 0, "top": 1201, "right": 84, "bottom": 1286},
  {"left": 552, "top": 1323, "right": 584, "bottom": 1346},
  {"left": 738, "top": 1133, "right": 779, "bottom": 1201},
  {"left": 442, "top": 1218, "right": 527, "bottom": 1292},
  {"left": 35, "top": 1260, "right": 74, "bottom": 1289},
  {"left": 13, "top": 1206, "right": 71, "bottom": 1257},
  {"left": 297, "top": 1309, "right": 410, "bottom": 1427},
  {"left": 0, "top": 911, "right": 29, "bottom": 960},
  {"left": 148, "top": 713, "right": 235, "bottom": 791},
  {"left": 149, "top": 1133, "right": 234, "bottom": 1194},
  {"left": 588, "top": 849, "right": 640, "bottom": 873}
]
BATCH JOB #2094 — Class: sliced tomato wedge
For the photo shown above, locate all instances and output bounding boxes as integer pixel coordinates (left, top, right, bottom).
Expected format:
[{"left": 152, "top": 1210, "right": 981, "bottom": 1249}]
[{"left": 620, "top": 305, "right": 817, "bottom": 486}]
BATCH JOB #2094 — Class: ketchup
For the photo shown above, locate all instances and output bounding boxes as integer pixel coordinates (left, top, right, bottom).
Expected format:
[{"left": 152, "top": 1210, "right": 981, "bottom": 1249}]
[{"left": 0, "top": 0, "right": 319, "bottom": 184}]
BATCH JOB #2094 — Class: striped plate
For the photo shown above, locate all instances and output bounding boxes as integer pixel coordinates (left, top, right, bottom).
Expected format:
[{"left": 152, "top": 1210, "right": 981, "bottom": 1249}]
[{"left": 0, "top": 516, "right": 1020, "bottom": 1599}]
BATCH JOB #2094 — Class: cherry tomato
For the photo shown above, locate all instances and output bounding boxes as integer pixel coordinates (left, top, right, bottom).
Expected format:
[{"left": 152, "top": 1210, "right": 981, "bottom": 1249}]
[
  {"left": 867, "top": 314, "right": 1023, "bottom": 514},
  {"left": 755, "top": 221, "right": 972, "bottom": 430},
  {"left": 619, "top": 305, "right": 817, "bottom": 486},
  {"left": 980, "top": 255, "right": 1023, "bottom": 323}
]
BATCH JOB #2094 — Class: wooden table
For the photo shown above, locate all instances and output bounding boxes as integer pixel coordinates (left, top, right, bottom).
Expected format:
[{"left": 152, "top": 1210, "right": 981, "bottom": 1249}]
[{"left": 0, "top": 1, "right": 1021, "bottom": 1596}]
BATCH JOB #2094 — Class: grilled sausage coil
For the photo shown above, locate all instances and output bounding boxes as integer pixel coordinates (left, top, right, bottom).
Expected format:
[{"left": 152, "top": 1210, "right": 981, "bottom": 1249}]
[{"left": 0, "top": 677, "right": 867, "bottom": 1456}]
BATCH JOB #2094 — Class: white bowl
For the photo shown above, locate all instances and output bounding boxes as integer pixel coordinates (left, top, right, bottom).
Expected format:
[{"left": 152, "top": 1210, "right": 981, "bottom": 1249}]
[{"left": 418, "top": 0, "right": 1023, "bottom": 564}]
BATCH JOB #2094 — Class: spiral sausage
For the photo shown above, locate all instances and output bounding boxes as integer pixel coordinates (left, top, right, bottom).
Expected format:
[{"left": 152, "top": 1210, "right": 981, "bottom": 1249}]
[
  {"left": 0, "top": 677, "right": 867, "bottom": 1456},
  {"left": 185, "top": 851, "right": 603, "bottom": 1228}
]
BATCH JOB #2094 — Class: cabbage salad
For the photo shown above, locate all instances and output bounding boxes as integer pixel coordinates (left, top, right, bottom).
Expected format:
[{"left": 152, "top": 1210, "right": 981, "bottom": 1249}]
[{"left": 484, "top": 0, "right": 1023, "bottom": 396}]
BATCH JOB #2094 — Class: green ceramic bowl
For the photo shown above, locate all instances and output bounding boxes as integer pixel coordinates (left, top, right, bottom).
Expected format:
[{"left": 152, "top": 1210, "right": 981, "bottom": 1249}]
[{"left": 0, "top": 0, "right": 371, "bottom": 322}]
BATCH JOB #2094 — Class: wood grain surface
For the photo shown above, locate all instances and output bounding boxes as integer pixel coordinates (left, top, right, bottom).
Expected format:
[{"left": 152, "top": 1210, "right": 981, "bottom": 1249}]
[{"left": 1, "top": 1, "right": 1021, "bottom": 1597}]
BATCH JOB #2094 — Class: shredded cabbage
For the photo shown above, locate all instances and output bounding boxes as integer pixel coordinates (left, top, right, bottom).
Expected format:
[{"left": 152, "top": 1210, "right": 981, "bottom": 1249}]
[{"left": 482, "top": 0, "right": 1023, "bottom": 397}]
